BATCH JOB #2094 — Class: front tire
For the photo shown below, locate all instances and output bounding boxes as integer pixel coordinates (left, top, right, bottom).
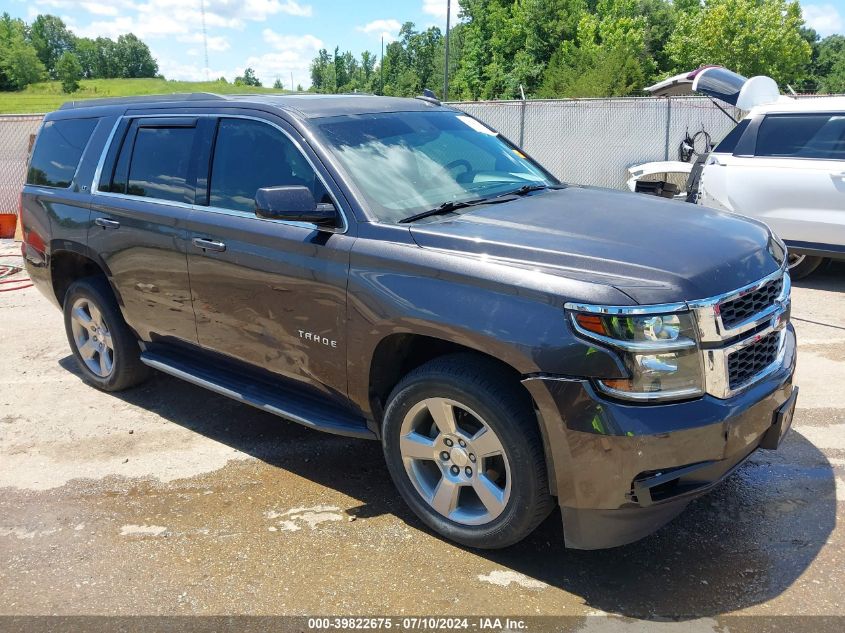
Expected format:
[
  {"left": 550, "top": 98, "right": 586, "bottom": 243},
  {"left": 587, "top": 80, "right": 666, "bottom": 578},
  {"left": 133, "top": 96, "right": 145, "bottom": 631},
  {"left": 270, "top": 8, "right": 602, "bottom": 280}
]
[
  {"left": 63, "top": 277, "right": 149, "bottom": 392},
  {"left": 382, "top": 354, "right": 554, "bottom": 549},
  {"left": 787, "top": 253, "right": 825, "bottom": 280}
]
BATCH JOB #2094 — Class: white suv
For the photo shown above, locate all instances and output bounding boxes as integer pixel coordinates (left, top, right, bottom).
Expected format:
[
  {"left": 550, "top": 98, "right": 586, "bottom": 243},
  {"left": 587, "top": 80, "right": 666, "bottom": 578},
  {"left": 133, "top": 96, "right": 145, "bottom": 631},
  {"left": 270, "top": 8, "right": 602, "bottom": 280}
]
[{"left": 648, "top": 67, "right": 845, "bottom": 279}]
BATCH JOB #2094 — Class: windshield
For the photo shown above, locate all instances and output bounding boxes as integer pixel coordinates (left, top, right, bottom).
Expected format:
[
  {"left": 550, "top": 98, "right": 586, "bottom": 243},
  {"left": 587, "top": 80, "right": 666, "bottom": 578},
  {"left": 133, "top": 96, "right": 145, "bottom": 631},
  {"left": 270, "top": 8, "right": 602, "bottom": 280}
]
[{"left": 313, "top": 110, "right": 556, "bottom": 223}]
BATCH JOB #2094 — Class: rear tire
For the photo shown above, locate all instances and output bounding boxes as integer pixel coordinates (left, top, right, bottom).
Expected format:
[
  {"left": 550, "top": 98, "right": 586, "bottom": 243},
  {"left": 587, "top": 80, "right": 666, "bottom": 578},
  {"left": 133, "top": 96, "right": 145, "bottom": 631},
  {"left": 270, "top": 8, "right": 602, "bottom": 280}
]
[
  {"left": 382, "top": 354, "right": 554, "bottom": 549},
  {"left": 788, "top": 254, "right": 825, "bottom": 280},
  {"left": 63, "top": 276, "right": 149, "bottom": 392}
]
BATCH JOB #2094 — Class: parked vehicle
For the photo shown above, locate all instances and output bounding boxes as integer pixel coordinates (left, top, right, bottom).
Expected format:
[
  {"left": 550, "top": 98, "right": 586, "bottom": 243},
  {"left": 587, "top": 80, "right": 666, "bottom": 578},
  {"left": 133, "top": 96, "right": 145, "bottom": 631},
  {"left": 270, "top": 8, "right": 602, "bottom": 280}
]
[
  {"left": 21, "top": 93, "right": 797, "bottom": 549},
  {"left": 648, "top": 66, "right": 845, "bottom": 279}
]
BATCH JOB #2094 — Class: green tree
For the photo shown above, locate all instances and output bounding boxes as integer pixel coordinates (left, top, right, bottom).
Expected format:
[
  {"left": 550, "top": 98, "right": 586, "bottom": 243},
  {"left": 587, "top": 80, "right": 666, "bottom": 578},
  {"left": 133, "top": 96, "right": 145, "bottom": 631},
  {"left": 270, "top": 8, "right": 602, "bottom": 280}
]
[
  {"left": 92, "top": 37, "right": 120, "bottom": 78},
  {"left": 273, "top": 78, "right": 284, "bottom": 89},
  {"left": 0, "top": 13, "right": 45, "bottom": 90},
  {"left": 73, "top": 37, "right": 98, "bottom": 78},
  {"left": 234, "top": 67, "right": 261, "bottom": 86},
  {"left": 310, "top": 48, "right": 334, "bottom": 91},
  {"left": 666, "top": 0, "right": 812, "bottom": 85},
  {"left": 639, "top": 0, "right": 678, "bottom": 76},
  {"left": 815, "top": 35, "right": 845, "bottom": 92},
  {"left": 539, "top": 0, "right": 654, "bottom": 97},
  {"left": 56, "top": 50, "right": 82, "bottom": 92},
  {"left": 380, "top": 23, "right": 443, "bottom": 96},
  {"left": 1, "top": 39, "right": 46, "bottom": 89},
  {"left": 114, "top": 33, "right": 158, "bottom": 78},
  {"left": 29, "top": 14, "right": 75, "bottom": 78}
]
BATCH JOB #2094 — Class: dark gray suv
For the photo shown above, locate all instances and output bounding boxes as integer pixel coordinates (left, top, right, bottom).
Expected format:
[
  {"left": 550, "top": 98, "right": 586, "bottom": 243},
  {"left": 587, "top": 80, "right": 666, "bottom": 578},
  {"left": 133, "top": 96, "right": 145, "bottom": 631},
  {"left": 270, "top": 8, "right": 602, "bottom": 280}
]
[{"left": 21, "top": 93, "right": 797, "bottom": 549}]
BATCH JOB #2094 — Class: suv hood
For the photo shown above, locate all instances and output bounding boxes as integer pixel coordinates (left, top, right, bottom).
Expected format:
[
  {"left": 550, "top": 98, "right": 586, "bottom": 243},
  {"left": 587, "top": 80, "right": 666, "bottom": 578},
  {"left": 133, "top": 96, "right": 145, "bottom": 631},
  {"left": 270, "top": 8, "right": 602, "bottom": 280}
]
[{"left": 408, "top": 187, "right": 780, "bottom": 305}]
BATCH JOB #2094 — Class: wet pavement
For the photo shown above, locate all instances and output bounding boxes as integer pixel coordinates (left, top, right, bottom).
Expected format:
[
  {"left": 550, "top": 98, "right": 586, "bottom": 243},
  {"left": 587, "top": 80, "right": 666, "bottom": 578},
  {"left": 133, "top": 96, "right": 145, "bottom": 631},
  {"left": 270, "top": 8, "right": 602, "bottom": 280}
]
[{"left": 1, "top": 240, "right": 843, "bottom": 625}]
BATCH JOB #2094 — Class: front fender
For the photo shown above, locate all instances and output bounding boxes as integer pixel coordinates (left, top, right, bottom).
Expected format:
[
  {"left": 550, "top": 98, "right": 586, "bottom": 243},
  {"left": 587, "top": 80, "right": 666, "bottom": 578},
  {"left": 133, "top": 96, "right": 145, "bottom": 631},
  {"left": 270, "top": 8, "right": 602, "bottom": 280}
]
[{"left": 345, "top": 231, "right": 628, "bottom": 417}]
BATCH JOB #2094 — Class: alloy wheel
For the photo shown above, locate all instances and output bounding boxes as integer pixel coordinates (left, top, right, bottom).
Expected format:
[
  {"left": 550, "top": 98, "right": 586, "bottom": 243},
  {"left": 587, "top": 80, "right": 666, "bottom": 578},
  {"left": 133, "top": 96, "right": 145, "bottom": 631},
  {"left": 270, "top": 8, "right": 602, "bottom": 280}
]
[
  {"left": 398, "top": 397, "right": 511, "bottom": 526},
  {"left": 70, "top": 297, "right": 115, "bottom": 378}
]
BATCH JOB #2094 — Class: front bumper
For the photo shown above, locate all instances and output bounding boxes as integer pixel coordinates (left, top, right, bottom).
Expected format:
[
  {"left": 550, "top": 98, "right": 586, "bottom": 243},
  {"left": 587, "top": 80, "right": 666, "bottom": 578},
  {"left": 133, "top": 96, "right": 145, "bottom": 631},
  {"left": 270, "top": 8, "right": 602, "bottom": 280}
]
[{"left": 522, "top": 324, "right": 797, "bottom": 549}]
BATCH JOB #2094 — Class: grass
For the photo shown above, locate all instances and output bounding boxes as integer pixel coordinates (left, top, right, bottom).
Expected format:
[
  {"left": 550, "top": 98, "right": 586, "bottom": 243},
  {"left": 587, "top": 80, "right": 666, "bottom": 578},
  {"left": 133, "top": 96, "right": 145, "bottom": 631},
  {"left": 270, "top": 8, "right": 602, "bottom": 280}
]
[{"left": 0, "top": 78, "right": 292, "bottom": 114}]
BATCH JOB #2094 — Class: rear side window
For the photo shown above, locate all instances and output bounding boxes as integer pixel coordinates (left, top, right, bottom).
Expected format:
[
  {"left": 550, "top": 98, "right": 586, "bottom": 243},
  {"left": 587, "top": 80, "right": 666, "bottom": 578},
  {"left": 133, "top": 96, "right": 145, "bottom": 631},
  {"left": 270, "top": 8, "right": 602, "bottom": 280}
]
[
  {"left": 713, "top": 119, "right": 750, "bottom": 154},
  {"left": 208, "top": 118, "right": 326, "bottom": 213},
  {"left": 109, "top": 125, "right": 196, "bottom": 202},
  {"left": 756, "top": 114, "right": 845, "bottom": 160},
  {"left": 27, "top": 118, "right": 97, "bottom": 188}
]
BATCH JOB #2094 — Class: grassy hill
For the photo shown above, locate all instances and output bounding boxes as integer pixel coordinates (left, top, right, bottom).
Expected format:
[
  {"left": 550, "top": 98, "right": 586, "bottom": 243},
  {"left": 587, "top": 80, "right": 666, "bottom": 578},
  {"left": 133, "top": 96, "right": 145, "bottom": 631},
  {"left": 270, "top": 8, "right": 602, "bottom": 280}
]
[{"left": 0, "top": 78, "right": 292, "bottom": 114}]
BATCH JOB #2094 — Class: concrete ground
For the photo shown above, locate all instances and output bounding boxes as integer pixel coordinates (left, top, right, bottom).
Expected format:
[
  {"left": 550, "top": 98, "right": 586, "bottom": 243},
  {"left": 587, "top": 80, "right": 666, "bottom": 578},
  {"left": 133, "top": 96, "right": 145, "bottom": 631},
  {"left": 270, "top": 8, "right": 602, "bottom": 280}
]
[{"left": 1, "top": 238, "right": 843, "bottom": 627}]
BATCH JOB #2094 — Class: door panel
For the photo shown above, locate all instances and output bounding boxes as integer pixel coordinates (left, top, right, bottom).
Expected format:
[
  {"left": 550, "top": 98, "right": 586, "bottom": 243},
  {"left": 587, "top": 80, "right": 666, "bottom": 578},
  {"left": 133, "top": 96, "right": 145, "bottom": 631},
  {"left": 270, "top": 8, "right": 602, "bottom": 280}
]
[
  {"left": 89, "top": 196, "right": 195, "bottom": 342},
  {"left": 720, "top": 157, "right": 845, "bottom": 246},
  {"left": 186, "top": 211, "right": 353, "bottom": 401}
]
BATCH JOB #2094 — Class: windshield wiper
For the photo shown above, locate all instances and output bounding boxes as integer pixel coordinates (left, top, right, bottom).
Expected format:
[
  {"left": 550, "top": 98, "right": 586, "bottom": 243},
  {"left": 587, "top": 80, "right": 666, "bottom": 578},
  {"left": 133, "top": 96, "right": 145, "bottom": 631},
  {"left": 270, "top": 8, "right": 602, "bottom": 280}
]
[
  {"left": 398, "top": 183, "right": 565, "bottom": 224},
  {"left": 398, "top": 197, "right": 493, "bottom": 224},
  {"left": 495, "top": 183, "right": 564, "bottom": 198}
]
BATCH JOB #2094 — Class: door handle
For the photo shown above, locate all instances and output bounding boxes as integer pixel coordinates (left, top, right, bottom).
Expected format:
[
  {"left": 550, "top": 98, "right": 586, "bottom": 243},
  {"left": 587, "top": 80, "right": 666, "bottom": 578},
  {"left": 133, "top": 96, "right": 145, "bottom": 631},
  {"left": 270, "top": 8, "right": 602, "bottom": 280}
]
[
  {"left": 94, "top": 217, "right": 120, "bottom": 229},
  {"left": 192, "top": 237, "right": 227, "bottom": 252},
  {"left": 830, "top": 171, "right": 845, "bottom": 179}
]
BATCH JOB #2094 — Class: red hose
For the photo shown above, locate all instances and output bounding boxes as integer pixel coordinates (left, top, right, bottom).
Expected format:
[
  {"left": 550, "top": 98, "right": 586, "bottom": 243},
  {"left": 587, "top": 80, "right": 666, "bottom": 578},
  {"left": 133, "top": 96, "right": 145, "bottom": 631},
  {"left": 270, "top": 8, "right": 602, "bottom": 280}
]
[{"left": 0, "top": 253, "right": 32, "bottom": 291}]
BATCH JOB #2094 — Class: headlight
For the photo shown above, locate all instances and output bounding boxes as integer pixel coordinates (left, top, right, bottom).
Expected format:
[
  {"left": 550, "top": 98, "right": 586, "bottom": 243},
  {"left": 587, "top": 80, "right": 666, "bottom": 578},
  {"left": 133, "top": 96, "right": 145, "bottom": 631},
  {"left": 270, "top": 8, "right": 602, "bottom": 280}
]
[{"left": 569, "top": 310, "right": 704, "bottom": 402}]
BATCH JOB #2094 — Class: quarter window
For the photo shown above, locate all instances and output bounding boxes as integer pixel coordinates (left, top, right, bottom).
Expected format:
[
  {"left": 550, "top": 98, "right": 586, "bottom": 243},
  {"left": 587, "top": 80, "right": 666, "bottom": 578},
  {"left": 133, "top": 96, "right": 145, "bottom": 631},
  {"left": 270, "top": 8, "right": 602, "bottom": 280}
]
[
  {"left": 208, "top": 118, "right": 326, "bottom": 213},
  {"left": 27, "top": 118, "right": 97, "bottom": 188},
  {"left": 756, "top": 114, "right": 845, "bottom": 160}
]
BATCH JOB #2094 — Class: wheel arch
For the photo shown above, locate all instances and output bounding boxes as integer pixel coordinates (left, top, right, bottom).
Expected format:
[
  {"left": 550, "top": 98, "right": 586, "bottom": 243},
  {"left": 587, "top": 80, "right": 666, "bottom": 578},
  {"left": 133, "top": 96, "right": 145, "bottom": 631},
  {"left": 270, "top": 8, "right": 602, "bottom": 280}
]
[{"left": 49, "top": 242, "right": 111, "bottom": 307}]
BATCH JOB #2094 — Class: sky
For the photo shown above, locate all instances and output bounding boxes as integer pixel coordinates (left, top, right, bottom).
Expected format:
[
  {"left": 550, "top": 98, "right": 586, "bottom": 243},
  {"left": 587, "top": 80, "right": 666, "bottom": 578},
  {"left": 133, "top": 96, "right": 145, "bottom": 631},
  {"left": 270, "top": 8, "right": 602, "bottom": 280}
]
[{"left": 1, "top": 0, "right": 843, "bottom": 89}]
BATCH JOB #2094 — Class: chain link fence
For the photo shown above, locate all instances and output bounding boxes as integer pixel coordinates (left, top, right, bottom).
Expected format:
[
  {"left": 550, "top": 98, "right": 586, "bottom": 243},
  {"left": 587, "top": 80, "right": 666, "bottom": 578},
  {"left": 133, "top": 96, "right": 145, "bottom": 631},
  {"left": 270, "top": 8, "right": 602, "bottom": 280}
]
[
  {"left": 0, "top": 97, "right": 780, "bottom": 225},
  {"left": 0, "top": 99, "right": 741, "bottom": 221},
  {"left": 0, "top": 114, "right": 43, "bottom": 220},
  {"left": 451, "top": 96, "right": 742, "bottom": 189}
]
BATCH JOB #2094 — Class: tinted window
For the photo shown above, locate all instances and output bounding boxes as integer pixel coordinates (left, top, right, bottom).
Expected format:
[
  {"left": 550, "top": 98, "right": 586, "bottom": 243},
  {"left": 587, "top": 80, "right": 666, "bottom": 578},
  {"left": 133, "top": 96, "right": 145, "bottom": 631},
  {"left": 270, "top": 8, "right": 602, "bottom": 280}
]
[
  {"left": 209, "top": 118, "right": 325, "bottom": 213},
  {"left": 713, "top": 119, "right": 750, "bottom": 154},
  {"left": 27, "top": 118, "right": 97, "bottom": 188},
  {"left": 756, "top": 114, "right": 845, "bottom": 159},
  {"left": 125, "top": 126, "right": 196, "bottom": 202}
]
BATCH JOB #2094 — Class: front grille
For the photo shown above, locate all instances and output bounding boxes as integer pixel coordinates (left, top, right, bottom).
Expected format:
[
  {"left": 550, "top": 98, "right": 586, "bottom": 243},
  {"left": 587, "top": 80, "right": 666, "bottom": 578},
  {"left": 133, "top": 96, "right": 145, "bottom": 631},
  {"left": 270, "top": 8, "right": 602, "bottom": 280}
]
[
  {"left": 728, "top": 331, "right": 781, "bottom": 390},
  {"left": 720, "top": 277, "right": 783, "bottom": 329}
]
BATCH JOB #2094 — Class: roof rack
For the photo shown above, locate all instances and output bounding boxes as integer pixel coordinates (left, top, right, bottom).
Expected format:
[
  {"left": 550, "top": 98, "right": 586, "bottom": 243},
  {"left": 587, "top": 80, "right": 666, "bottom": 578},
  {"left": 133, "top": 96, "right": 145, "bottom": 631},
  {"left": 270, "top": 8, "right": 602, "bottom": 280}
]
[{"left": 59, "top": 92, "right": 227, "bottom": 110}]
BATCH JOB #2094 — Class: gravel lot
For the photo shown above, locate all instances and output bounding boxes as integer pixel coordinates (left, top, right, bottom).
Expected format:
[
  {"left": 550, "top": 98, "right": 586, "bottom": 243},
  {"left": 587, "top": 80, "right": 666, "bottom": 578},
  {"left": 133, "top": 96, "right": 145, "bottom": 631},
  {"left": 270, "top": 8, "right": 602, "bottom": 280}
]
[{"left": 1, "top": 238, "right": 843, "bottom": 627}]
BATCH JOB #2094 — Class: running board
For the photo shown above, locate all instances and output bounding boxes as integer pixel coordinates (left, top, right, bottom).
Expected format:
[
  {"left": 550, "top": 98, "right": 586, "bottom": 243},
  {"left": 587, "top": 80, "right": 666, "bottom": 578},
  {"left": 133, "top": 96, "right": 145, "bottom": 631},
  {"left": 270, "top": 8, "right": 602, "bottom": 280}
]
[{"left": 140, "top": 349, "right": 375, "bottom": 440}]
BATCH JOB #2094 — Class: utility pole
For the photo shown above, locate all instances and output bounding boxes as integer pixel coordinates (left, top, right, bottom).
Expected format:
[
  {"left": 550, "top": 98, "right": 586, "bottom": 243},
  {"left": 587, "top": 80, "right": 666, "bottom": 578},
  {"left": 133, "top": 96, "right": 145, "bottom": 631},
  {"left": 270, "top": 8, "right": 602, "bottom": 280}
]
[
  {"left": 291, "top": 71, "right": 294, "bottom": 91},
  {"left": 200, "top": 0, "right": 210, "bottom": 81},
  {"left": 380, "top": 36, "right": 384, "bottom": 96},
  {"left": 443, "top": 0, "right": 450, "bottom": 101}
]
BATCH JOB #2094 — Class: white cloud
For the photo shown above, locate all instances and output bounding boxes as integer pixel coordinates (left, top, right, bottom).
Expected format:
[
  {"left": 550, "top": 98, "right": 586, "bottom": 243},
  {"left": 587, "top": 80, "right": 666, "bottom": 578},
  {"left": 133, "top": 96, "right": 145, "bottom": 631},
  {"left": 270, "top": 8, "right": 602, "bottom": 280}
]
[
  {"left": 154, "top": 56, "right": 234, "bottom": 82},
  {"left": 357, "top": 18, "right": 401, "bottom": 42},
  {"left": 178, "top": 33, "right": 231, "bottom": 52},
  {"left": 49, "top": 1, "right": 313, "bottom": 38},
  {"left": 248, "top": 28, "right": 324, "bottom": 87},
  {"left": 201, "top": 0, "right": 312, "bottom": 23},
  {"left": 33, "top": 0, "right": 134, "bottom": 16},
  {"left": 803, "top": 3, "right": 845, "bottom": 37},
  {"left": 80, "top": 2, "right": 119, "bottom": 15},
  {"left": 262, "top": 29, "right": 323, "bottom": 52},
  {"left": 421, "top": 0, "right": 460, "bottom": 25}
]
